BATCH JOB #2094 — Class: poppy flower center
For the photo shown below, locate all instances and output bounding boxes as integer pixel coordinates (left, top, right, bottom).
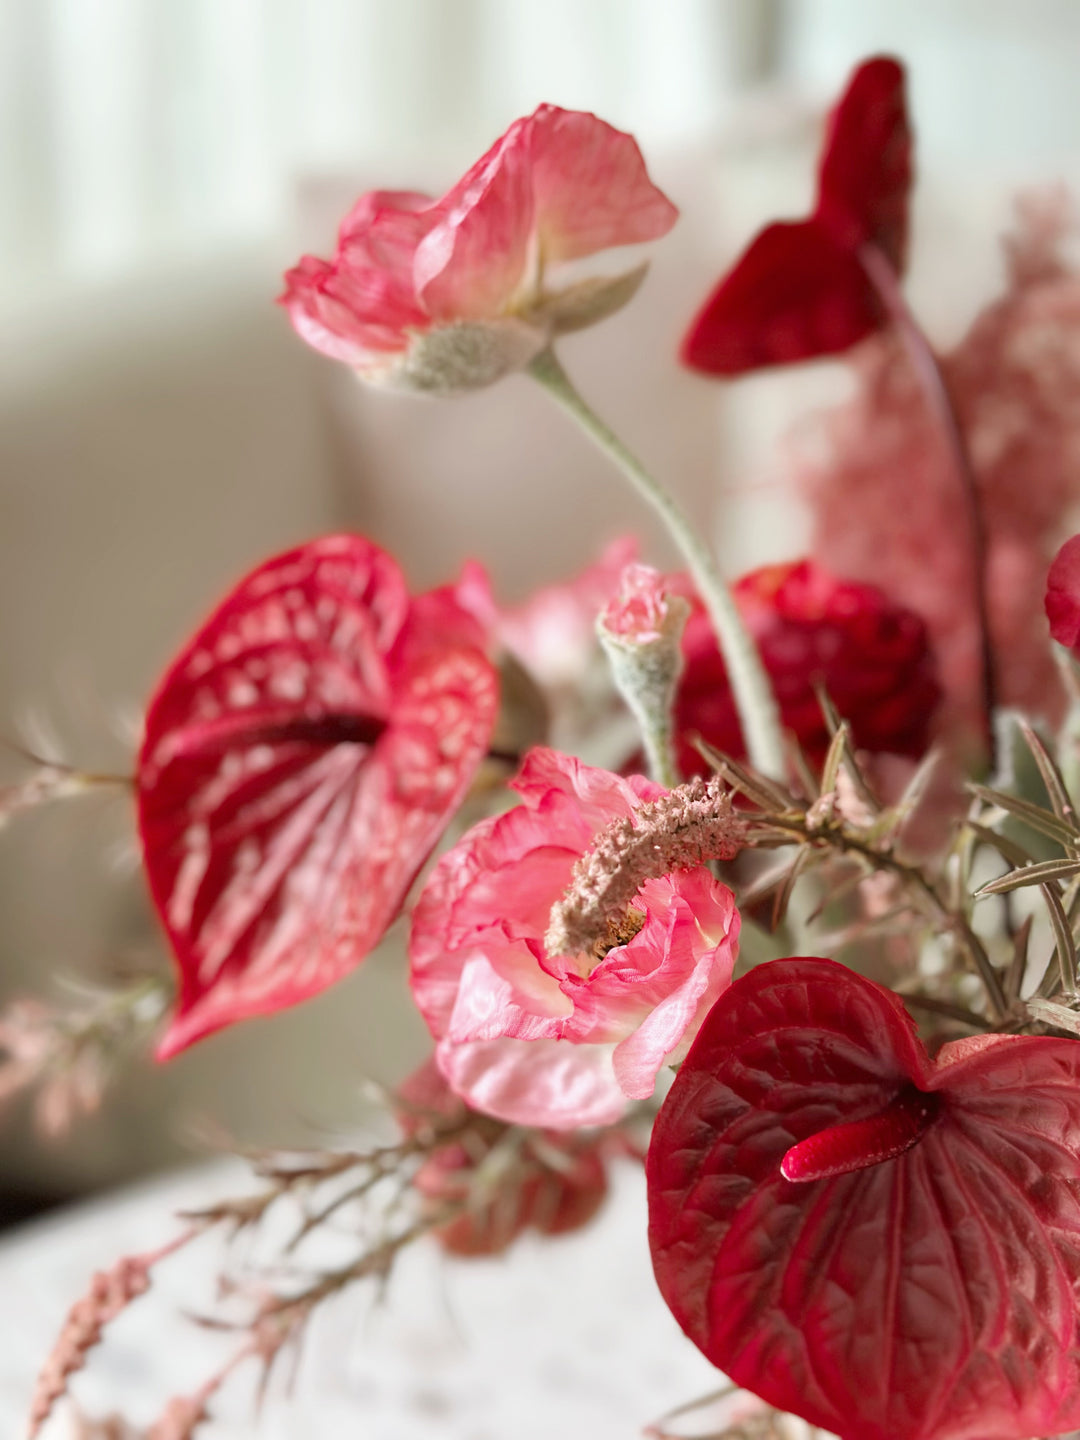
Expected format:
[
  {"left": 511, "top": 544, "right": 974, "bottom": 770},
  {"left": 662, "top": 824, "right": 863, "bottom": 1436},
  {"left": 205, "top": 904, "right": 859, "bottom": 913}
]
[
  {"left": 586, "top": 906, "right": 646, "bottom": 968},
  {"left": 780, "top": 1082, "right": 940, "bottom": 1183}
]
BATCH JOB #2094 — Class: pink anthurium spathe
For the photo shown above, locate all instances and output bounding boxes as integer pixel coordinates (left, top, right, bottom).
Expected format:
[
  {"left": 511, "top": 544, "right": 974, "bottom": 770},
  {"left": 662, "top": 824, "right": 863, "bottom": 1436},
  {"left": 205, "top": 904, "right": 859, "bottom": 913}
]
[
  {"left": 682, "top": 56, "right": 911, "bottom": 375},
  {"left": 647, "top": 957, "right": 1080, "bottom": 1440},
  {"left": 408, "top": 748, "right": 740, "bottom": 1130},
  {"left": 280, "top": 106, "right": 678, "bottom": 394},
  {"left": 138, "top": 535, "right": 498, "bottom": 1058}
]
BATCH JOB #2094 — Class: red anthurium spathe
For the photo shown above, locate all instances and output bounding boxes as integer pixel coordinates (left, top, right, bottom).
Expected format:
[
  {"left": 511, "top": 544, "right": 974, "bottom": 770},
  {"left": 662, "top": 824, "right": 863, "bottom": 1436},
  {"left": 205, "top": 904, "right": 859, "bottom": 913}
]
[
  {"left": 673, "top": 559, "right": 940, "bottom": 773},
  {"left": 138, "top": 535, "right": 498, "bottom": 1058},
  {"left": 682, "top": 56, "right": 911, "bottom": 375},
  {"left": 408, "top": 748, "right": 740, "bottom": 1130},
  {"left": 1046, "top": 534, "right": 1080, "bottom": 650},
  {"left": 647, "top": 957, "right": 1080, "bottom": 1440},
  {"left": 280, "top": 106, "right": 678, "bottom": 394}
]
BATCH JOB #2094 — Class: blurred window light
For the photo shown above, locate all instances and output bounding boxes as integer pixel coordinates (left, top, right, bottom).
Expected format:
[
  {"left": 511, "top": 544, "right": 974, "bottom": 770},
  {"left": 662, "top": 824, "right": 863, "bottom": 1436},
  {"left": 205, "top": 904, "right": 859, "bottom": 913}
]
[{"left": 0, "top": 0, "right": 779, "bottom": 305}]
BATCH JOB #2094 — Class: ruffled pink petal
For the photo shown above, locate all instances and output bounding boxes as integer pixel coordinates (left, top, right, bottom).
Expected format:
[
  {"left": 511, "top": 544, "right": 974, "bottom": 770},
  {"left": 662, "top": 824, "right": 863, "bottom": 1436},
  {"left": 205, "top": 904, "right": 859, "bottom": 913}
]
[
  {"left": 338, "top": 189, "right": 434, "bottom": 263},
  {"left": 410, "top": 812, "right": 569, "bottom": 1038},
  {"left": 279, "top": 254, "right": 427, "bottom": 364},
  {"left": 511, "top": 746, "right": 664, "bottom": 829},
  {"left": 445, "top": 954, "right": 566, "bottom": 1044},
  {"left": 436, "top": 1035, "right": 627, "bottom": 1129},
  {"left": 414, "top": 118, "right": 535, "bottom": 322},
  {"left": 557, "top": 872, "right": 739, "bottom": 1096},
  {"left": 526, "top": 105, "right": 678, "bottom": 265}
]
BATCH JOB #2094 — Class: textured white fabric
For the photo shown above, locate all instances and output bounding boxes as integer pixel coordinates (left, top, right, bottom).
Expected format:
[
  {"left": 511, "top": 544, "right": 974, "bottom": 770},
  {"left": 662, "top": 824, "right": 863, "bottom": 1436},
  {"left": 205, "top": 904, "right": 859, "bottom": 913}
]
[{"left": 5, "top": 1158, "right": 722, "bottom": 1438}]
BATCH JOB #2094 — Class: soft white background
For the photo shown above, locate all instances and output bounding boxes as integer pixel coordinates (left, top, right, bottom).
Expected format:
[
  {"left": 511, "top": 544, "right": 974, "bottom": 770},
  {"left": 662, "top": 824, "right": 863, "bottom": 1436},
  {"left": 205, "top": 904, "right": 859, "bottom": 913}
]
[{"left": 2, "top": 0, "right": 1080, "bottom": 1196}]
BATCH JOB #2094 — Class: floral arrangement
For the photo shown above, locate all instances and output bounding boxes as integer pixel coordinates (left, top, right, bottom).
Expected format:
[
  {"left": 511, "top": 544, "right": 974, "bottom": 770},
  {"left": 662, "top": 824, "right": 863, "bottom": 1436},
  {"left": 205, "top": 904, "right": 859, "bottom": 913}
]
[{"left": 11, "top": 54, "right": 1080, "bottom": 1440}]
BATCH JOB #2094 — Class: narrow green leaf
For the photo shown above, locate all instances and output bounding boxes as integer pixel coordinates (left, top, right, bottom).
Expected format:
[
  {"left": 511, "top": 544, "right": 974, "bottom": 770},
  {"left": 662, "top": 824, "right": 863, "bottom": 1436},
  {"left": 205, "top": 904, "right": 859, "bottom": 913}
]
[
  {"left": 974, "top": 858, "right": 1080, "bottom": 897},
  {"left": 1042, "top": 881, "right": 1078, "bottom": 998},
  {"left": 772, "top": 846, "right": 814, "bottom": 932},
  {"left": 693, "top": 739, "right": 793, "bottom": 813},
  {"left": 965, "top": 820, "right": 1038, "bottom": 871},
  {"left": 1027, "top": 997, "right": 1080, "bottom": 1036},
  {"left": 969, "top": 784, "right": 1080, "bottom": 849},
  {"left": 819, "top": 723, "right": 848, "bottom": 799},
  {"left": 1019, "top": 720, "right": 1077, "bottom": 824},
  {"left": 1004, "top": 913, "right": 1033, "bottom": 1003}
]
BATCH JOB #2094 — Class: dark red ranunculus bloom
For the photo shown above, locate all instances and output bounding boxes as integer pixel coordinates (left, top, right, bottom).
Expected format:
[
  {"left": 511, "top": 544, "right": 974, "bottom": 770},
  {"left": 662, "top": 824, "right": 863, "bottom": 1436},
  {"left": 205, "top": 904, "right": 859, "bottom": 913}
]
[
  {"left": 682, "top": 55, "right": 911, "bottom": 375},
  {"left": 138, "top": 535, "right": 498, "bottom": 1058},
  {"left": 647, "top": 957, "right": 1080, "bottom": 1440},
  {"left": 673, "top": 559, "right": 940, "bottom": 774}
]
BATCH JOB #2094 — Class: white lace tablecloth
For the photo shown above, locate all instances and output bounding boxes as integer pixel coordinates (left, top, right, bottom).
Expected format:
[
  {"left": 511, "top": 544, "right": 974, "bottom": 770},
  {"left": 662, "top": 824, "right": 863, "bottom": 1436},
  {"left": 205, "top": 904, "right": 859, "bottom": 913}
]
[{"left": 2, "top": 1158, "right": 721, "bottom": 1438}]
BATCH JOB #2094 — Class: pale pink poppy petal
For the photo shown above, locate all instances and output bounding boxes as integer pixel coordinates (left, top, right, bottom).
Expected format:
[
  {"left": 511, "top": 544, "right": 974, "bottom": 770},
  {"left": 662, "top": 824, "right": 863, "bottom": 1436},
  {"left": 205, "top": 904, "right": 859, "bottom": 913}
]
[
  {"left": 436, "top": 1035, "right": 626, "bottom": 1129},
  {"left": 511, "top": 745, "right": 663, "bottom": 830},
  {"left": 414, "top": 119, "right": 535, "bottom": 321},
  {"left": 279, "top": 254, "right": 426, "bottom": 363},
  {"left": 338, "top": 189, "right": 434, "bottom": 263},
  {"left": 527, "top": 105, "right": 679, "bottom": 265},
  {"left": 558, "top": 872, "right": 739, "bottom": 1097}
]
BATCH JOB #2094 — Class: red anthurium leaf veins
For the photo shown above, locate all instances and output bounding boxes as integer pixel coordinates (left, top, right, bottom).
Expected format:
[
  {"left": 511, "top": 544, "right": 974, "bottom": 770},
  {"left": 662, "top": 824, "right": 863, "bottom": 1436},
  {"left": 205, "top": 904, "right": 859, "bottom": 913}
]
[
  {"left": 682, "top": 56, "right": 911, "bottom": 375},
  {"left": 647, "top": 958, "right": 1080, "bottom": 1440},
  {"left": 139, "top": 535, "right": 498, "bottom": 1058}
]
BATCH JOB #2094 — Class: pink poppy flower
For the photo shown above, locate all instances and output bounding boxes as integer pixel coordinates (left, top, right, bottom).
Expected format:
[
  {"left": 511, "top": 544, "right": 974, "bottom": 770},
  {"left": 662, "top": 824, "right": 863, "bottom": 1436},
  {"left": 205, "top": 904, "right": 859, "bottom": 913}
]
[
  {"left": 408, "top": 748, "right": 740, "bottom": 1130},
  {"left": 138, "top": 535, "right": 498, "bottom": 1058},
  {"left": 682, "top": 55, "right": 910, "bottom": 375},
  {"left": 671, "top": 560, "right": 941, "bottom": 775},
  {"left": 280, "top": 107, "right": 678, "bottom": 394},
  {"left": 648, "top": 957, "right": 1080, "bottom": 1440}
]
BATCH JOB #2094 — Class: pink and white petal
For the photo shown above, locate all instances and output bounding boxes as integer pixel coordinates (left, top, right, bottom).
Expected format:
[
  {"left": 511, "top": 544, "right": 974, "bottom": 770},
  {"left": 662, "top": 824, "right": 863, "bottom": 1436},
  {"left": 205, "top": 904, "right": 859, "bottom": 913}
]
[
  {"left": 436, "top": 1035, "right": 627, "bottom": 1129},
  {"left": 141, "top": 537, "right": 498, "bottom": 1057},
  {"left": 511, "top": 746, "right": 664, "bottom": 831},
  {"left": 414, "top": 120, "right": 535, "bottom": 321},
  {"left": 612, "top": 946, "right": 731, "bottom": 1099},
  {"left": 527, "top": 105, "right": 679, "bottom": 265},
  {"left": 279, "top": 256, "right": 425, "bottom": 362},
  {"left": 445, "top": 953, "right": 567, "bottom": 1045},
  {"left": 338, "top": 189, "right": 434, "bottom": 261},
  {"left": 279, "top": 257, "right": 382, "bottom": 365}
]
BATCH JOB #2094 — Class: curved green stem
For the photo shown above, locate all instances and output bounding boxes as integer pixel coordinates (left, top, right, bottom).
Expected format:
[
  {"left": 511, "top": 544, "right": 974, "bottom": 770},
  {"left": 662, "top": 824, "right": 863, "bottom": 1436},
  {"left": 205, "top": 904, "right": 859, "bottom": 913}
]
[{"left": 527, "top": 347, "right": 785, "bottom": 779}]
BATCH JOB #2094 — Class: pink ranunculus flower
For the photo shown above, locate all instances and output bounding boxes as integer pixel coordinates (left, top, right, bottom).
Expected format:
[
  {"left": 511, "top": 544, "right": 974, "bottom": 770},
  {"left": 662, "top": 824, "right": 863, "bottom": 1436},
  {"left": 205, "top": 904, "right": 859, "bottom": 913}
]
[
  {"left": 408, "top": 748, "right": 740, "bottom": 1130},
  {"left": 280, "top": 107, "right": 678, "bottom": 394}
]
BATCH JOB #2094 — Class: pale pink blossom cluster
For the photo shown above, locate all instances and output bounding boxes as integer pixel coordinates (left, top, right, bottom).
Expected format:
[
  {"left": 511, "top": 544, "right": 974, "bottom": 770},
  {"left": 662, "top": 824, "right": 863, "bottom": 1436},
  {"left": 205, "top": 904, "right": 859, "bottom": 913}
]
[{"left": 795, "top": 193, "right": 1080, "bottom": 751}]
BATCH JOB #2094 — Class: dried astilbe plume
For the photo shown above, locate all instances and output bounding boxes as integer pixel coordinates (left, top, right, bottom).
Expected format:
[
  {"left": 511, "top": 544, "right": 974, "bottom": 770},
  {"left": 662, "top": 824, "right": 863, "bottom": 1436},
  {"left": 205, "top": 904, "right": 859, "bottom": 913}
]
[
  {"left": 29, "top": 1231, "right": 198, "bottom": 1437},
  {"left": 0, "top": 976, "right": 170, "bottom": 1138},
  {"left": 794, "top": 189, "right": 1080, "bottom": 751},
  {"left": 545, "top": 775, "right": 750, "bottom": 958},
  {"left": 31, "top": 1072, "right": 638, "bottom": 1437}
]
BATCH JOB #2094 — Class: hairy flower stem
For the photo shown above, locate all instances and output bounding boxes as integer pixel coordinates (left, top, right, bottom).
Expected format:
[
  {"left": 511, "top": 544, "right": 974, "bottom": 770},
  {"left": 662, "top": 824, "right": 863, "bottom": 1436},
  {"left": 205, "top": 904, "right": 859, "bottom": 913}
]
[
  {"left": 527, "top": 346, "right": 786, "bottom": 779},
  {"left": 859, "top": 245, "right": 997, "bottom": 769}
]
